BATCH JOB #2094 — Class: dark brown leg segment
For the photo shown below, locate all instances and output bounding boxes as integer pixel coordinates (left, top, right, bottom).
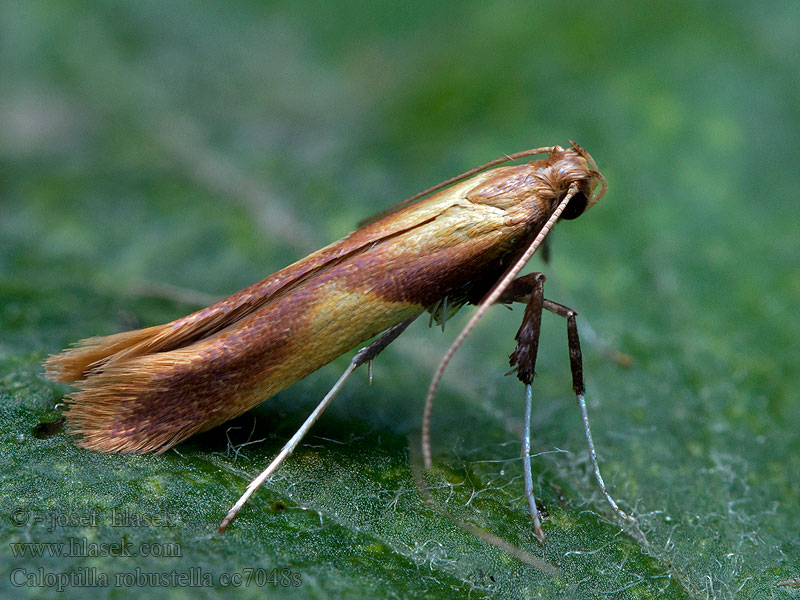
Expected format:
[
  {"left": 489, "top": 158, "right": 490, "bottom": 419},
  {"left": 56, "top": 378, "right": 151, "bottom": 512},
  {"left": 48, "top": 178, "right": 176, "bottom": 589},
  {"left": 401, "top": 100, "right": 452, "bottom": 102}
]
[{"left": 505, "top": 275, "right": 636, "bottom": 541}]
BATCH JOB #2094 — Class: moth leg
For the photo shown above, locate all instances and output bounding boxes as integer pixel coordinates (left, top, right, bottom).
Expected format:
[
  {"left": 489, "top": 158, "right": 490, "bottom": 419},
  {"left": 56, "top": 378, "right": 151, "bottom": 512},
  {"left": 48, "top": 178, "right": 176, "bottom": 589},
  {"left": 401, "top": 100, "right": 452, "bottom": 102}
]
[
  {"left": 507, "top": 273, "right": 547, "bottom": 542},
  {"left": 542, "top": 299, "right": 637, "bottom": 528},
  {"left": 496, "top": 272, "right": 542, "bottom": 305},
  {"left": 219, "top": 314, "right": 420, "bottom": 533}
]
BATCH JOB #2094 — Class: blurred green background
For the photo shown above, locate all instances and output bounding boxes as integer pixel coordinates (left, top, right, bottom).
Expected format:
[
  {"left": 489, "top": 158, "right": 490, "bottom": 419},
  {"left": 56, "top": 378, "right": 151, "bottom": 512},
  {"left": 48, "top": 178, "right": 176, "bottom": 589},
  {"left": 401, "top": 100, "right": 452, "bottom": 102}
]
[{"left": 1, "top": 1, "right": 798, "bottom": 599}]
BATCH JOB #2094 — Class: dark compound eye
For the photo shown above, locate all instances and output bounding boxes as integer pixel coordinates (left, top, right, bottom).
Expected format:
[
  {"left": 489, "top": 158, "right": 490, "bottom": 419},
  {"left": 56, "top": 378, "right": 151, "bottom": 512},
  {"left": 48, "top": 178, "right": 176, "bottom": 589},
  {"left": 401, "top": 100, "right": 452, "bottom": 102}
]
[{"left": 560, "top": 191, "right": 588, "bottom": 220}]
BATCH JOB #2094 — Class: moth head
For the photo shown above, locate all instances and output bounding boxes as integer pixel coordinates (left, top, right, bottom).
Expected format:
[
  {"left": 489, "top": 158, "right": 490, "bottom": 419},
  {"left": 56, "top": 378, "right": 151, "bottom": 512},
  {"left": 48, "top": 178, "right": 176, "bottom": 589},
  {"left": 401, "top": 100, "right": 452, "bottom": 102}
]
[{"left": 550, "top": 141, "right": 607, "bottom": 220}]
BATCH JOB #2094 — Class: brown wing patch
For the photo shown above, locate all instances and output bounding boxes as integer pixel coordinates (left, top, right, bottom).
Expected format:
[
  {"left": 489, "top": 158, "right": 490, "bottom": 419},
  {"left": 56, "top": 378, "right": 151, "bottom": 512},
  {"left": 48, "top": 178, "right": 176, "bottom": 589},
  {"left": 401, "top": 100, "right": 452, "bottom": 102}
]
[{"left": 44, "top": 206, "right": 443, "bottom": 384}]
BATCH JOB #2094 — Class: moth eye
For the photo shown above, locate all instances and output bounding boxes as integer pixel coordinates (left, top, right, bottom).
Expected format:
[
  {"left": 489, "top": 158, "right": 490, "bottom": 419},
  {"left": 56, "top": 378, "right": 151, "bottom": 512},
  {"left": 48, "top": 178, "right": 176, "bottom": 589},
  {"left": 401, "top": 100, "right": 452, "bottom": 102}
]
[{"left": 560, "top": 190, "right": 588, "bottom": 220}]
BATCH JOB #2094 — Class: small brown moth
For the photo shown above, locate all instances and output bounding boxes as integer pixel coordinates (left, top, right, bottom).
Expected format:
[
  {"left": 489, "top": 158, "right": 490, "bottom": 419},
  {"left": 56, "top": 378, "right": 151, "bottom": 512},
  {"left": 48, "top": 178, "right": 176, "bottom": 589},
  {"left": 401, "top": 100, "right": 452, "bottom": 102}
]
[{"left": 44, "top": 142, "right": 635, "bottom": 539}]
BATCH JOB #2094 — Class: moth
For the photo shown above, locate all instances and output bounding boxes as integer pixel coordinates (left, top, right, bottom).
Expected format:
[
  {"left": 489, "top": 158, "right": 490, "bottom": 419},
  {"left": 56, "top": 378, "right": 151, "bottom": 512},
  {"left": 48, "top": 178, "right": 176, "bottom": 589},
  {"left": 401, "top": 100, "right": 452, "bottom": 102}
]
[{"left": 44, "top": 142, "right": 635, "bottom": 539}]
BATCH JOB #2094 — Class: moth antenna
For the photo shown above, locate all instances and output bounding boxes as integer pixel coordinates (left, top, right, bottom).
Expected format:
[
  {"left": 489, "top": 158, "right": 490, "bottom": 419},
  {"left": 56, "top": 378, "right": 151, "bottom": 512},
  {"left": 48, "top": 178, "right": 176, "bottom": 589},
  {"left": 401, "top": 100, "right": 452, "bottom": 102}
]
[
  {"left": 421, "top": 183, "right": 581, "bottom": 469},
  {"left": 401, "top": 147, "right": 559, "bottom": 207},
  {"left": 360, "top": 146, "right": 560, "bottom": 227}
]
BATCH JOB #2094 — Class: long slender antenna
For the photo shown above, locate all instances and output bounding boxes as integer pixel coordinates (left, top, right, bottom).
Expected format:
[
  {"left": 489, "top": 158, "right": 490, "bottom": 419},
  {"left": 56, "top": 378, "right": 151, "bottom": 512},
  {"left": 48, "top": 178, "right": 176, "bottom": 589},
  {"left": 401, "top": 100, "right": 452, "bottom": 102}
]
[
  {"left": 399, "top": 147, "right": 559, "bottom": 208},
  {"left": 421, "top": 183, "right": 580, "bottom": 469},
  {"left": 360, "top": 147, "right": 559, "bottom": 226}
]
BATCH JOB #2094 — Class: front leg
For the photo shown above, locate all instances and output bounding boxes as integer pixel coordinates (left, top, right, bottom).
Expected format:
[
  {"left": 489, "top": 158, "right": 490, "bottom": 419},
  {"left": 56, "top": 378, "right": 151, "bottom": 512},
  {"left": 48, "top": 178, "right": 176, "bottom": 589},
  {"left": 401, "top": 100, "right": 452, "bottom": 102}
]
[
  {"left": 504, "top": 273, "right": 636, "bottom": 542},
  {"left": 506, "top": 272, "right": 547, "bottom": 542},
  {"left": 537, "top": 298, "right": 637, "bottom": 528}
]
